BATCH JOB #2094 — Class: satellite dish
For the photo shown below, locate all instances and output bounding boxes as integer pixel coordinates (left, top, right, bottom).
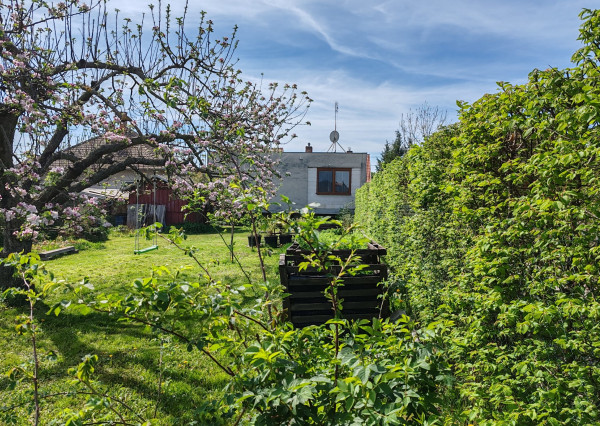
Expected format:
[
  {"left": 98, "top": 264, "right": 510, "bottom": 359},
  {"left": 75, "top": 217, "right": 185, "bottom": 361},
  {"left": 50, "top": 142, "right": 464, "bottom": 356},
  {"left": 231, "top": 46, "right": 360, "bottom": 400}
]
[
  {"left": 327, "top": 102, "right": 346, "bottom": 152},
  {"left": 330, "top": 130, "right": 339, "bottom": 143}
]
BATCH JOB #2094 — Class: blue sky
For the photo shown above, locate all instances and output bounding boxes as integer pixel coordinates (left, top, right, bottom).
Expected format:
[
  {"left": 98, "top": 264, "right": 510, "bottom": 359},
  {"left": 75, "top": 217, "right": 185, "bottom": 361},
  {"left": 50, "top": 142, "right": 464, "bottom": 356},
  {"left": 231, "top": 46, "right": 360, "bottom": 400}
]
[{"left": 125, "top": 1, "right": 591, "bottom": 161}]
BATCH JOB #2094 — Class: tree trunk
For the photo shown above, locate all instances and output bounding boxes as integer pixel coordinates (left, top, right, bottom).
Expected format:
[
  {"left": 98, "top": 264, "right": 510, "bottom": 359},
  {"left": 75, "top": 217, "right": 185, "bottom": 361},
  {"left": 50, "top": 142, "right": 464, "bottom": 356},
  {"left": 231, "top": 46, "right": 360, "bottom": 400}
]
[
  {"left": 0, "top": 109, "right": 21, "bottom": 290},
  {"left": 0, "top": 109, "right": 18, "bottom": 170},
  {"left": 1, "top": 223, "right": 33, "bottom": 291}
]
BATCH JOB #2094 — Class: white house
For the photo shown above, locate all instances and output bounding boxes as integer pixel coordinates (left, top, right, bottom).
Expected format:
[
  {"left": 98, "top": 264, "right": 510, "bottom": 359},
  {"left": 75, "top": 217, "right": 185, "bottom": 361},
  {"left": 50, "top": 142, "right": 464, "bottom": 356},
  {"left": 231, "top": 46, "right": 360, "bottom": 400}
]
[{"left": 270, "top": 144, "right": 371, "bottom": 214}]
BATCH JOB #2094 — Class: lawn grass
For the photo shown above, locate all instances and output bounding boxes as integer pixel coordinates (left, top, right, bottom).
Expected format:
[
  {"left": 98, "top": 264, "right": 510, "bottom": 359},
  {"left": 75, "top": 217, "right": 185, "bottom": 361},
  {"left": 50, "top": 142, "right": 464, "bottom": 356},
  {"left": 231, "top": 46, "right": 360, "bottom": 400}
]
[
  {"left": 37, "top": 228, "right": 278, "bottom": 292},
  {"left": 0, "top": 228, "right": 289, "bottom": 424}
]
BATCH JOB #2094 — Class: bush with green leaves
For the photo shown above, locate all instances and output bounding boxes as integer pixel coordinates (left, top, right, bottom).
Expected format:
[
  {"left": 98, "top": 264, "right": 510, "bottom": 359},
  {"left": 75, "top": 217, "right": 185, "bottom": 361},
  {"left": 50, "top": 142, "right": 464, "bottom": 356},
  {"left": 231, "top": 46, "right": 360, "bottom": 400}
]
[
  {"left": 356, "top": 124, "right": 467, "bottom": 321},
  {"left": 2, "top": 213, "right": 450, "bottom": 425},
  {"left": 169, "top": 221, "right": 222, "bottom": 235},
  {"left": 356, "top": 8, "right": 600, "bottom": 423},
  {"left": 235, "top": 317, "right": 451, "bottom": 425},
  {"left": 295, "top": 227, "right": 370, "bottom": 251}
]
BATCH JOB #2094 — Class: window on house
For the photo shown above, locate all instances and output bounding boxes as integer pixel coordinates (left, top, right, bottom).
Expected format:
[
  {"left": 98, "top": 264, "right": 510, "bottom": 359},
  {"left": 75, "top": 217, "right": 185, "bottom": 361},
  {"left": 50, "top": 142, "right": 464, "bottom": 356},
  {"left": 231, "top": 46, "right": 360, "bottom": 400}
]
[{"left": 316, "top": 168, "right": 351, "bottom": 195}]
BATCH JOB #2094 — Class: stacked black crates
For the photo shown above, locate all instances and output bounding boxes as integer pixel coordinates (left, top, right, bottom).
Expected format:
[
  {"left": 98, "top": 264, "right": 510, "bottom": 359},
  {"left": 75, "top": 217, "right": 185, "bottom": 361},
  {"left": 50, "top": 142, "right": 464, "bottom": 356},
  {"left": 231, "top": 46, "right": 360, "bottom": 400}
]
[{"left": 279, "top": 242, "right": 389, "bottom": 328}]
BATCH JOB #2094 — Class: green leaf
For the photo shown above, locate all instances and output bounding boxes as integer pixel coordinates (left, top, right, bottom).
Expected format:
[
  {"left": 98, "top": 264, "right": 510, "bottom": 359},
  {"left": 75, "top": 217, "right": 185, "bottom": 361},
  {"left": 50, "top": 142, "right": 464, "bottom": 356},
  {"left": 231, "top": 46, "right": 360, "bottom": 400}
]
[{"left": 354, "top": 365, "right": 370, "bottom": 384}]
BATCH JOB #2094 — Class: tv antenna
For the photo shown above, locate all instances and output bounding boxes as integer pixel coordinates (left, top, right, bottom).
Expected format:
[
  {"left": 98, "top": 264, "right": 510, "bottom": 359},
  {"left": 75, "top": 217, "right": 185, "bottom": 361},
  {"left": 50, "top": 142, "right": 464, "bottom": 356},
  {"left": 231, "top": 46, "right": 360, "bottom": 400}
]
[{"left": 328, "top": 102, "right": 346, "bottom": 152}]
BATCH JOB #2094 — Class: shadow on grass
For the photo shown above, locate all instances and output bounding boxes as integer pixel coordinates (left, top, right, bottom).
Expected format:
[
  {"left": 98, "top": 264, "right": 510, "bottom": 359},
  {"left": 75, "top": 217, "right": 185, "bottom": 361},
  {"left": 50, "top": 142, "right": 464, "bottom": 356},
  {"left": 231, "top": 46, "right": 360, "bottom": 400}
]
[{"left": 1, "top": 301, "right": 230, "bottom": 420}]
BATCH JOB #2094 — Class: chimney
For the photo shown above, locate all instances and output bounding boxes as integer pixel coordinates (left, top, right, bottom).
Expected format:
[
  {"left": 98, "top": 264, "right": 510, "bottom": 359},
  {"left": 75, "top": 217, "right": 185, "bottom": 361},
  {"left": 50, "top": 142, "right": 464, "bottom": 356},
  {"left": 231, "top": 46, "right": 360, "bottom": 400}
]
[{"left": 305, "top": 143, "right": 313, "bottom": 153}]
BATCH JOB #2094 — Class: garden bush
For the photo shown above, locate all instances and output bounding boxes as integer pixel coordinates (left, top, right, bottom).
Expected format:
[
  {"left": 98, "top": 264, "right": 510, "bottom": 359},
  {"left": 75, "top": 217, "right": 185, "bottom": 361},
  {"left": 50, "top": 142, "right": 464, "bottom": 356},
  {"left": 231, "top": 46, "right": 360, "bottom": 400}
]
[
  {"left": 356, "top": 9, "right": 600, "bottom": 423},
  {"left": 2, "top": 213, "right": 450, "bottom": 425},
  {"left": 169, "top": 221, "right": 223, "bottom": 235},
  {"left": 356, "top": 125, "right": 467, "bottom": 321}
]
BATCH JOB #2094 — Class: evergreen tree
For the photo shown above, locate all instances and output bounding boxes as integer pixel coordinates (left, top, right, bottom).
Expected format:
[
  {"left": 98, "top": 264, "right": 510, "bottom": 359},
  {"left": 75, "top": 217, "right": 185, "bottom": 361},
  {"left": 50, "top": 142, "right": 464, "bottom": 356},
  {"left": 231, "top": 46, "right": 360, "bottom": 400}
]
[
  {"left": 376, "top": 131, "right": 409, "bottom": 171},
  {"left": 376, "top": 103, "right": 447, "bottom": 171}
]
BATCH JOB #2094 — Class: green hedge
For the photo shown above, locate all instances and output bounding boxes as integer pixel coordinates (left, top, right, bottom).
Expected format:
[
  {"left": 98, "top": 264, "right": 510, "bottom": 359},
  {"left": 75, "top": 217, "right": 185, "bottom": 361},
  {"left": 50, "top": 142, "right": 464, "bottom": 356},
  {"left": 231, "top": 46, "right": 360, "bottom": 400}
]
[
  {"left": 356, "top": 9, "right": 600, "bottom": 423},
  {"left": 169, "top": 222, "right": 224, "bottom": 235},
  {"left": 356, "top": 125, "right": 466, "bottom": 321}
]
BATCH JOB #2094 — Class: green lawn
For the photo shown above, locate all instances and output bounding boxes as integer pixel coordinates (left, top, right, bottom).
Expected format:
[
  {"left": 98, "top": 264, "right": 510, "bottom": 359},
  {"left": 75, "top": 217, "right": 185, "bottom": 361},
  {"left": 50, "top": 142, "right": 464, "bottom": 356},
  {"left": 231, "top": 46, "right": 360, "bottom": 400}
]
[
  {"left": 37, "top": 229, "right": 279, "bottom": 291},
  {"left": 0, "top": 229, "right": 288, "bottom": 424}
]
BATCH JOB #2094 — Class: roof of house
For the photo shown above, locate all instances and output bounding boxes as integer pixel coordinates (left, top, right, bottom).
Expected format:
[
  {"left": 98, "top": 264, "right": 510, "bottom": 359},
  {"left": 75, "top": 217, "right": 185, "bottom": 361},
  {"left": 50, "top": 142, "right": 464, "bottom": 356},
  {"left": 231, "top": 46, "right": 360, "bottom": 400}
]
[{"left": 51, "top": 134, "right": 162, "bottom": 172}]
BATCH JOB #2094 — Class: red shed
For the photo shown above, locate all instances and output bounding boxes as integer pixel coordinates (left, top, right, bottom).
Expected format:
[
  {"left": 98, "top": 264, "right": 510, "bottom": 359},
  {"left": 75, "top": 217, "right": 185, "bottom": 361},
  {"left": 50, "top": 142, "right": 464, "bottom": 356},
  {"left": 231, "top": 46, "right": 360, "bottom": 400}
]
[{"left": 127, "top": 178, "right": 205, "bottom": 228}]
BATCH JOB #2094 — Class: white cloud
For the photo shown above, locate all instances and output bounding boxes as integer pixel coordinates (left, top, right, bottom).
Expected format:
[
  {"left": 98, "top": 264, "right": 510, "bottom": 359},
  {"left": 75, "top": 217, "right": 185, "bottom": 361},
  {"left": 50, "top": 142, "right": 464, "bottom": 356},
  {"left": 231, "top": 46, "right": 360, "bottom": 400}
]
[
  {"left": 272, "top": 69, "right": 498, "bottom": 158},
  {"left": 111, "top": 0, "right": 592, "bottom": 164}
]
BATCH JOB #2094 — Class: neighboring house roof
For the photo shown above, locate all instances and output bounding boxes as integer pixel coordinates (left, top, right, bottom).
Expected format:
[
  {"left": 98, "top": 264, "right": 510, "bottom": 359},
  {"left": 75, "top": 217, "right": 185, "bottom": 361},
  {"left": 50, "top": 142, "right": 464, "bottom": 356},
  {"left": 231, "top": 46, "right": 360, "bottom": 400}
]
[
  {"left": 51, "top": 134, "right": 162, "bottom": 173},
  {"left": 49, "top": 134, "right": 165, "bottom": 199}
]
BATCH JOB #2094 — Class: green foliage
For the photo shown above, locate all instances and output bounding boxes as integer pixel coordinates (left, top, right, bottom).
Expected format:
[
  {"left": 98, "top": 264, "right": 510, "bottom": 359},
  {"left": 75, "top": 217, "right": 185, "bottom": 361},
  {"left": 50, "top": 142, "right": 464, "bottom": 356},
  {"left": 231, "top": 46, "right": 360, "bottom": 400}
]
[
  {"left": 236, "top": 317, "right": 451, "bottom": 425},
  {"left": 9, "top": 7, "right": 600, "bottom": 424},
  {"left": 295, "top": 228, "right": 369, "bottom": 251},
  {"left": 1, "top": 253, "right": 58, "bottom": 425},
  {"left": 357, "top": 124, "right": 466, "bottom": 321},
  {"left": 2, "top": 214, "right": 448, "bottom": 424},
  {"left": 0, "top": 233, "right": 266, "bottom": 423},
  {"left": 169, "top": 222, "right": 222, "bottom": 235},
  {"left": 336, "top": 204, "right": 355, "bottom": 228},
  {"left": 55, "top": 213, "right": 447, "bottom": 424},
  {"left": 357, "top": 9, "right": 600, "bottom": 423},
  {"left": 376, "top": 131, "right": 409, "bottom": 172}
]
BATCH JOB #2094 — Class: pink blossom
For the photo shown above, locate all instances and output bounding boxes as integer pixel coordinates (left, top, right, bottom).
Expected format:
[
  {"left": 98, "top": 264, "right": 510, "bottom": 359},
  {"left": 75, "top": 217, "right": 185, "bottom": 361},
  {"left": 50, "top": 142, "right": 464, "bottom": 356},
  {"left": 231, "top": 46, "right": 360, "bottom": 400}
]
[
  {"left": 5, "top": 210, "right": 16, "bottom": 221},
  {"left": 26, "top": 213, "right": 41, "bottom": 226}
]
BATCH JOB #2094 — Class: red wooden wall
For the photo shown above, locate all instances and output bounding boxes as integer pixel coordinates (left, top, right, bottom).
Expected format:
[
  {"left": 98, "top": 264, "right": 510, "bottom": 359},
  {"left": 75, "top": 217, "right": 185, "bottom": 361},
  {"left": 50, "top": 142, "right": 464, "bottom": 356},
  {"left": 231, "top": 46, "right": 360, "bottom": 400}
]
[{"left": 128, "top": 183, "right": 204, "bottom": 226}]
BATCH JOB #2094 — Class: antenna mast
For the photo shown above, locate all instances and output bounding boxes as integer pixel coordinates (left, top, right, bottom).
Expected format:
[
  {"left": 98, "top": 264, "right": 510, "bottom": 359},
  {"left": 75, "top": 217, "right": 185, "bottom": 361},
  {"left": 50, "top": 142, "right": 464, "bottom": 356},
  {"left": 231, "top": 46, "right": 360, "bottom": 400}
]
[
  {"left": 328, "top": 102, "right": 345, "bottom": 152},
  {"left": 334, "top": 101, "right": 338, "bottom": 132}
]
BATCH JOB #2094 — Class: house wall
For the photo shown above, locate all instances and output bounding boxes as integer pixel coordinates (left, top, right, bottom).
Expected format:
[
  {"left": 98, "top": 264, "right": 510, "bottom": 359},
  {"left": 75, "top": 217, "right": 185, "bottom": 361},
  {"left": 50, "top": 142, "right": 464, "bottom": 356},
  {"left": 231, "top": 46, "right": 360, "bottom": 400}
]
[
  {"left": 306, "top": 167, "right": 362, "bottom": 213},
  {"left": 273, "top": 152, "right": 310, "bottom": 209},
  {"left": 270, "top": 151, "right": 369, "bottom": 214}
]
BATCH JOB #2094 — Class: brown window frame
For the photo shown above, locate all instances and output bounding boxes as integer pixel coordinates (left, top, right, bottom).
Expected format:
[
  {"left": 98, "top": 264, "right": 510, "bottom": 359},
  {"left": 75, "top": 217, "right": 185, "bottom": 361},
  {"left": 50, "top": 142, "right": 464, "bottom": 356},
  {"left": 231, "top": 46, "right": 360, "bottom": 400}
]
[{"left": 316, "top": 167, "right": 352, "bottom": 195}]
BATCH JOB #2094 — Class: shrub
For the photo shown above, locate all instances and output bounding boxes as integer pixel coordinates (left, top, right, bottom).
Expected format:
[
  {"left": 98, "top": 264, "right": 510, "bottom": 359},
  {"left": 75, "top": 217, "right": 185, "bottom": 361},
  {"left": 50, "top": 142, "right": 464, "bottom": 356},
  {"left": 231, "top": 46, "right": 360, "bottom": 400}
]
[
  {"left": 356, "top": 9, "right": 600, "bottom": 422},
  {"left": 295, "top": 228, "right": 369, "bottom": 251},
  {"left": 169, "top": 222, "right": 223, "bottom": 235},
  {"left": 30, "top": 214, "right": 447, "bottom": 424}
]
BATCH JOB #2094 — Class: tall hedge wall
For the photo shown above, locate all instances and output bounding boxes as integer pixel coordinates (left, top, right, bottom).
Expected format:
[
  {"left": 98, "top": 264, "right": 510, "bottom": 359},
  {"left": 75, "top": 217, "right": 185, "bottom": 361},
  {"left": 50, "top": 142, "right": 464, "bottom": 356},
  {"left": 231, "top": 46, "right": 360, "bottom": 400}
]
[
  {"left": 356, "top": 125, "right": 466, "bottom": 322},
  {"left": 355, "top": 9, "right": 600, "bottom": 423}
]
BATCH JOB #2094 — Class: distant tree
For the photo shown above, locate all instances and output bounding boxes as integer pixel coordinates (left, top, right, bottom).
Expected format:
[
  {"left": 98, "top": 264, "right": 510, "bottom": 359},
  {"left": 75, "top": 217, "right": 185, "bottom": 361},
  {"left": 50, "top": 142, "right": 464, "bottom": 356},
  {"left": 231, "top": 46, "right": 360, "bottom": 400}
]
[
  {"left": 377, "top": 130, "right": 408, "bottom": 171},
  {"left": 376, "top": 103, "right": 447, "bottom": 171}
]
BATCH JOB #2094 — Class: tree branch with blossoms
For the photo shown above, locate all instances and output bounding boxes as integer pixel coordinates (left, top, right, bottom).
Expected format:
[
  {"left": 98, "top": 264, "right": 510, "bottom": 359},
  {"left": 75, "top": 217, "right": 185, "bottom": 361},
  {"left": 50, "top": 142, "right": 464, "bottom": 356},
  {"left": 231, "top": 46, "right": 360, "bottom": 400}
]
[{"left": 0, "top": 0, "right": 311, "bottom": 290}]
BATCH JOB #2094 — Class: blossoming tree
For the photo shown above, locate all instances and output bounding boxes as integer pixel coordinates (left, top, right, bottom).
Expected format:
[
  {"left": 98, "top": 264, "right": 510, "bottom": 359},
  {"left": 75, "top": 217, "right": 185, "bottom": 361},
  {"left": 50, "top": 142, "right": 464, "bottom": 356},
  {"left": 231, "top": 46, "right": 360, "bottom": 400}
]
[{"left": 0, "top": 0, "right": 310, "bottom": 286}]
